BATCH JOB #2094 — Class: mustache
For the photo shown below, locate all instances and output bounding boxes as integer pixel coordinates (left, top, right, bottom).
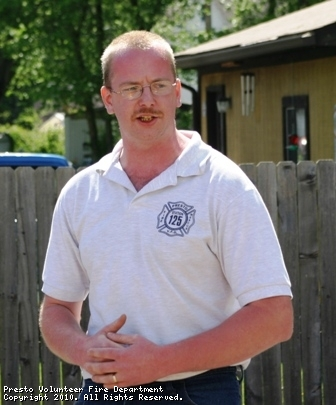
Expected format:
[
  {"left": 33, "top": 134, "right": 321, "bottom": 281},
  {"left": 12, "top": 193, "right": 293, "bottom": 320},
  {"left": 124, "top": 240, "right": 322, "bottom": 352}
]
[{"left": 132, "top": 108, "right": 162, "bottom": 118}]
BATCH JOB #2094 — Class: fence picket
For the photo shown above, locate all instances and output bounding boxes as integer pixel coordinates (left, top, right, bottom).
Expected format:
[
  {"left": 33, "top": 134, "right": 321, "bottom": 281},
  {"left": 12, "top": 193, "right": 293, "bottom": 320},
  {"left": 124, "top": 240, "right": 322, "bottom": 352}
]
[
  {"left": 15, "top": 168, "right": 40, "bottom": 397},
  {"left": 0, "top": 161, "right": 335, "bottom": 405},
  {"left": 298, "top": 161, "right": 322, "bottom": 405},
  {"left": 0, "top": 168, "right": 19, "bottom": 404},
  {"left": 316, "top": 161, "right": 336, "bottom": 405},
  {"left": 276, "top": 162, "right": 302, "bottom": 405},
  {"left": 35, "top": 167, "right": 62, "bottom": 405},
  {"left": 240, "top": 163, "right": 263, "bottom": 405},
  {"left": 258, "top": 163, "right": 283, "bottom": 405}
]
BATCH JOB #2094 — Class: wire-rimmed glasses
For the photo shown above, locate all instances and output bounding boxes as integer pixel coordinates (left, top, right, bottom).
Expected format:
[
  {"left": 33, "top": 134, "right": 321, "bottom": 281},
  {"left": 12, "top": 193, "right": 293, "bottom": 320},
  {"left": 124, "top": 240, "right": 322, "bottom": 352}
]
[{"left": 109, "top": 80, "right": 177, "bottom": 100}]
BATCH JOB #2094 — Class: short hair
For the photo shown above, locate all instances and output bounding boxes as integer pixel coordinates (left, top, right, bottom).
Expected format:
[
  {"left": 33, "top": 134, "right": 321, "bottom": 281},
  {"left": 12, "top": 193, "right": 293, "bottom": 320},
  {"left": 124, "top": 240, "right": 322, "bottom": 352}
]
[{"left": 101, "top": 31, "right": 176, "bottom": 87}]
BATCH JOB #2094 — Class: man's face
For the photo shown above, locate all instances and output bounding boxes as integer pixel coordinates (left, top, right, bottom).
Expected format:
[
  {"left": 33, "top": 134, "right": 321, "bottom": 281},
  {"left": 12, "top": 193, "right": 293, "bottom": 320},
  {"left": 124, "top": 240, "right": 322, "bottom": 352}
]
[{"left": 101, "top": 48, "right": 181, "bottom": 146}]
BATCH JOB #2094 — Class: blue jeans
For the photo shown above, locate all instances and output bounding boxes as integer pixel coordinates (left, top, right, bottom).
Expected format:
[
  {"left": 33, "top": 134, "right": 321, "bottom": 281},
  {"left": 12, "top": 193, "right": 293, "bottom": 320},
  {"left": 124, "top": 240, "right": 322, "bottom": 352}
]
[{"left": 74, "top": 366, "right": 242, "bottom": 404}]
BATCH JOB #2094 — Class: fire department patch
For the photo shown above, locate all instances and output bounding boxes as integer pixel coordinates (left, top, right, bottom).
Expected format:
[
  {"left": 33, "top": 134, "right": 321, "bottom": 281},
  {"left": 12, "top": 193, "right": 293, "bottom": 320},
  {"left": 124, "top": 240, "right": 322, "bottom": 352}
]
[{"left": 157, "top": 201, "right": 196, "bottom": 237}]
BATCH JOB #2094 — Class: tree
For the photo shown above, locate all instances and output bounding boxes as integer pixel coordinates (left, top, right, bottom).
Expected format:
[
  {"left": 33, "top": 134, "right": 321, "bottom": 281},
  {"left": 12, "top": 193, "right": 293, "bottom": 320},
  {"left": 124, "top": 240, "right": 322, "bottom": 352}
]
[
  {"left": 3, "top": 0, "right": 262, "bottom": 159},
  {"left": 0, "top": 1, "right": 25, "bottom": 123},
  {"left": 223, "top": 0, "right": 326, "bottom": 30},
  {"left": 1, "top": 0, "right": 198, "bottom": 161}
]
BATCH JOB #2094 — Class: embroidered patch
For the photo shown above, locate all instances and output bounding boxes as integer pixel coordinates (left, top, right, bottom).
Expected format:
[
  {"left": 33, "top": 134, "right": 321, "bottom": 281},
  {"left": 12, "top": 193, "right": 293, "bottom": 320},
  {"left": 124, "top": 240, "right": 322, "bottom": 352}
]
[{"left": 157, "top": 201, "right": 196, "bottom": 237}]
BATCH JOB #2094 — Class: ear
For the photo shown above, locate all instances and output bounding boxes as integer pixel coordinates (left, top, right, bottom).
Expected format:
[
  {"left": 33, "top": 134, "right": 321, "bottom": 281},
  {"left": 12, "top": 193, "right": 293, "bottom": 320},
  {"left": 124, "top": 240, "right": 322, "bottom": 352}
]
[
  {"left": 101, "top": 86, "right": 115, "bottom": 114},
  {"left": 175, "top": 79, "right": 182, "bottom": 108}
]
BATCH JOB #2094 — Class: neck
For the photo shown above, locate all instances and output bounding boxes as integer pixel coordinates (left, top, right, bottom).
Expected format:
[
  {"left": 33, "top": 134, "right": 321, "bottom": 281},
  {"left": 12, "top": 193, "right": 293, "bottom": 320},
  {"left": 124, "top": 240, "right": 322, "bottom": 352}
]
[{"left": 120, "top": 130, "right": 189, "bottom": 191}]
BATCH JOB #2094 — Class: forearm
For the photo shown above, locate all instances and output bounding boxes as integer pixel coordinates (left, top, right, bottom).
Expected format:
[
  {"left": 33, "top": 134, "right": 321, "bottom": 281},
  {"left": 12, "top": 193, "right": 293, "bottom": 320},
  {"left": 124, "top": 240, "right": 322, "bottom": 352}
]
[
  {"left": 39, "top": 298, "right": 87, "bottom": 366},
  {"left": 157, "top": 296, "right": 293, "bottom": 376}
]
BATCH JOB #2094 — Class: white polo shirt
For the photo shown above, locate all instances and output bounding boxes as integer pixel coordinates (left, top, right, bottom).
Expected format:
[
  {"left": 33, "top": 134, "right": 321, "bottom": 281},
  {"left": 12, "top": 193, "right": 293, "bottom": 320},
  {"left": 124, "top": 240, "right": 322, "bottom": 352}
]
[{"left": 42, "top": 131, "right": 292, "bottom": 380}]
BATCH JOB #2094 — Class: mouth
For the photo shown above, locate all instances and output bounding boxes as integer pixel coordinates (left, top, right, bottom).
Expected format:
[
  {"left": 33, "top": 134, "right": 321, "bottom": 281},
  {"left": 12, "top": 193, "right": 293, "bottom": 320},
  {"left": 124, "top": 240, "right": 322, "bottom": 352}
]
[
  {"left": 135, "top": 110, "right": 162, "bottom": 123},
  {"left": 139, "top": 116, "right": 155, "bottom": 122}
]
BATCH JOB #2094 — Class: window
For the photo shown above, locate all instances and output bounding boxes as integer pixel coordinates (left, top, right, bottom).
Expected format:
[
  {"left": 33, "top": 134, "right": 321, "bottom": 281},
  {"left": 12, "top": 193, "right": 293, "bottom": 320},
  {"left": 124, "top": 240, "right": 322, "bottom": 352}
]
[{"left": 282, "top": 96, "right": 310, "bottom": 163}]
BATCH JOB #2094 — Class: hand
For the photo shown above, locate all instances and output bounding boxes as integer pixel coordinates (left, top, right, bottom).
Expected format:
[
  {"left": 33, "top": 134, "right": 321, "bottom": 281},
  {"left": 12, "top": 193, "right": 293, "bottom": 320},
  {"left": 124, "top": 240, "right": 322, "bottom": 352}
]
[
  {"left": 85, "top": 332, "right": 164, "bottom": 388},
  {"left": 79, "top": 314, "right": 127, "bottom": 370}
]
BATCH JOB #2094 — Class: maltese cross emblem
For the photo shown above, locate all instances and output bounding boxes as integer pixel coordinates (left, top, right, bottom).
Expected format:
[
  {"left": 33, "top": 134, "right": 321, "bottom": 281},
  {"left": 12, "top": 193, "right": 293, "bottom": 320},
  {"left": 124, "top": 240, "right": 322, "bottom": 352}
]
[{"left": 157, "top": 201, "right": 196, "bottom": 237}]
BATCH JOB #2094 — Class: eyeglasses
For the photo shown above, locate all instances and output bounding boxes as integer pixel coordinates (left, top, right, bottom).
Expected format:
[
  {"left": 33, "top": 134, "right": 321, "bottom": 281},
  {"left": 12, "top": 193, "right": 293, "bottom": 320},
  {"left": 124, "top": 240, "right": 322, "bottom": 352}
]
[{"left": 109, "top": 80, "right": 177, "bottom": 100}]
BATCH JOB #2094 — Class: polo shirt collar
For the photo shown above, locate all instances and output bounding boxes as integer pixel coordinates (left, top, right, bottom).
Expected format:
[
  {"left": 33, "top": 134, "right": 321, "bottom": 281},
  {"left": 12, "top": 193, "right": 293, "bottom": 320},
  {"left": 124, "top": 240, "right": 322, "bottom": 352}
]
[{"left": 95, "top": 131, "right": 211, "bottom": 192}]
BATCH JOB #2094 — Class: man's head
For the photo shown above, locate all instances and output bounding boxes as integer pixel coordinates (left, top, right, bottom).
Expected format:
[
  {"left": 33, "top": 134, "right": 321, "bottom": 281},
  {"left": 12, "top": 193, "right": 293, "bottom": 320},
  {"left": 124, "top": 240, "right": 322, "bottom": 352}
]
[
  {"left": 100, "top": 31, "right": 181, "bottom": 144},
  {"left": 101, "top": 31, "right": 177, "bottom": 88}
]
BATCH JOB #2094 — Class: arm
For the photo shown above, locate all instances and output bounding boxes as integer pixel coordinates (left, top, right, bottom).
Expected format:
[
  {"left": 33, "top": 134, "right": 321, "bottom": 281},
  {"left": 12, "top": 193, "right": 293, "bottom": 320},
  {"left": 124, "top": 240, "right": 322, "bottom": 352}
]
[
  {"left": 161, "top": 295, "right": 293, "bottom": 372},
  {"left": 39, "top": 295, "right": 126, "bottom": 368},
  {"left": 86, "top": 295, "right": 293, "bottom": 387}
]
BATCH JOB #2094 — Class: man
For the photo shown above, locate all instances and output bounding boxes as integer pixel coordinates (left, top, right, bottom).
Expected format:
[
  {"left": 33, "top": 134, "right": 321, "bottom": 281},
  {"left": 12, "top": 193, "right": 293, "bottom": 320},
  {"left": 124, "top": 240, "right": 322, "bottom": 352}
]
[{"left": 40, "top": 31, "right": 293, "bottom": 405}]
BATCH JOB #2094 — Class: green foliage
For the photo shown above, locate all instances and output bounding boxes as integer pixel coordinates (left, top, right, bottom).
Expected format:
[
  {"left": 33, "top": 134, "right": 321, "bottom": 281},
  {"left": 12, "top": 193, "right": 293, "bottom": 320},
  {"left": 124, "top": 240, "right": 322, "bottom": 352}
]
[
  {"left": 14, "top": 107, "right": 40, "bottom": 130},
  {"left": 4, "top": 0, "right": 184, "bottom": 113},
  {"left": 152, "top": 0, "right": 221, "bottom": 53},
  {"left": 176, "top": 106, "right": 193, "bottom": 130},
  {"left": 0, "top": 120, "right": 65, "bottom": 156},
  {"left": 41, "top": 129, "right": 66, "bottom": 155},
  {"left": 1, "top": 0, "right": 194, "bottom": 159},
  {"left": 227, "top": 0, "right": 326, "bottom": 30}
]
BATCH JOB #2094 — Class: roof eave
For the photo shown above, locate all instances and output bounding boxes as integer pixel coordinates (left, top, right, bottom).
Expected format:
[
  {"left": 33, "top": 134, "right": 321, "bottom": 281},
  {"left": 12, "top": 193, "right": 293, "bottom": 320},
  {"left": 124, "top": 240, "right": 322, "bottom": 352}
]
[{"left": 175, "top": 33, "right": 317, "bottom": 70}]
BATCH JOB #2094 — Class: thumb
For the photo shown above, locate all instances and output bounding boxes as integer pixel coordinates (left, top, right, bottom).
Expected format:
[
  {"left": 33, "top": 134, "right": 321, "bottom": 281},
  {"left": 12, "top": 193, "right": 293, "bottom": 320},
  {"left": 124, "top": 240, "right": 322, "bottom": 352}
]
[
  {"left": 106, "top": 332, "right": 135, "bottom": 346},
  {"left": 102, "top": 314, "right": 127, "bottom": 334}
]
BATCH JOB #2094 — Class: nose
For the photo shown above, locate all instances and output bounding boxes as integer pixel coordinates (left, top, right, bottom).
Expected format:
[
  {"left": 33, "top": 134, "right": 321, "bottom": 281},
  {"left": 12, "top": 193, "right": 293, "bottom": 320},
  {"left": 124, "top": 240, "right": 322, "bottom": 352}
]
[{"left": 139, "top": 85, "right": 155, "bottom": 105}]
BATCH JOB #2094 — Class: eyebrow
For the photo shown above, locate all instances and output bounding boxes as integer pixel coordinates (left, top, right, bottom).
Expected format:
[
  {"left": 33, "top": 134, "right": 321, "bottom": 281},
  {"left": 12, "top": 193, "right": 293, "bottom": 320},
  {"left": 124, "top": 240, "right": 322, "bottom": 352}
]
[
  {"left": 117, "top": 78, "right": 172, "bottom": 87},
  {"left": 118, "top": 81, "right": 140, "bottom": 87}
]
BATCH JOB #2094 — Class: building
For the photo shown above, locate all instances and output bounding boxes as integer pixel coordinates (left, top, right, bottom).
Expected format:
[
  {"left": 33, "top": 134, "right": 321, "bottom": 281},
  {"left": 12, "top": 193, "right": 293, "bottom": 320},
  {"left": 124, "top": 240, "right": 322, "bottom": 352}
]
[{"left": 175, "top": 0, "right": 336, "bottom": 163}]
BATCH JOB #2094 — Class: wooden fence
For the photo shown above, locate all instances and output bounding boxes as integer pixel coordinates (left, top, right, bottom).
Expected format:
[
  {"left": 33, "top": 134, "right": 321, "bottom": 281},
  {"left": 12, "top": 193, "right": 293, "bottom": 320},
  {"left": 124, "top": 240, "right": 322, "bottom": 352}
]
[{"left": 0, "top": 160, "right": 335, "bottom": 405}]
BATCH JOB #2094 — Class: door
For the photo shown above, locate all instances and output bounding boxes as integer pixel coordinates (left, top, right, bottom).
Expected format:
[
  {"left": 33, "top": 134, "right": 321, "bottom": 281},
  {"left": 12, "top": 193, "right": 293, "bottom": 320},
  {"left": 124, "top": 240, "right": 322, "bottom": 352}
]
[
  {"left": 282, "top": 96, "right": 310, "bottom": 162},
  {"left": 206, "top": 85, "right": 227, "bottom": 154}
]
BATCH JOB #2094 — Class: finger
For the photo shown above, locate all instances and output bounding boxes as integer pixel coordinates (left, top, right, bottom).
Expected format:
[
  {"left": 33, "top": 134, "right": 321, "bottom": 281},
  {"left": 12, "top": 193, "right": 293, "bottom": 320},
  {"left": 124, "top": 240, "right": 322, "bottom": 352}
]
[
  {"left": 88, "top": 347, "right": 122, "bottom": 360},
  {"left": 92, "top": 372, "right": 120, "bottom": 388},
  {"left": 103, "top": 375, "right": 120, "bottom": 389},
  {"left": 102, "top": 314, "right": 127, "bottom": 334},
  {"left": 106, "top": 332, "right": 135, "bottom": 346},
  {"left": 85, "top": 360, "right": 116, "bottom": 376}
]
